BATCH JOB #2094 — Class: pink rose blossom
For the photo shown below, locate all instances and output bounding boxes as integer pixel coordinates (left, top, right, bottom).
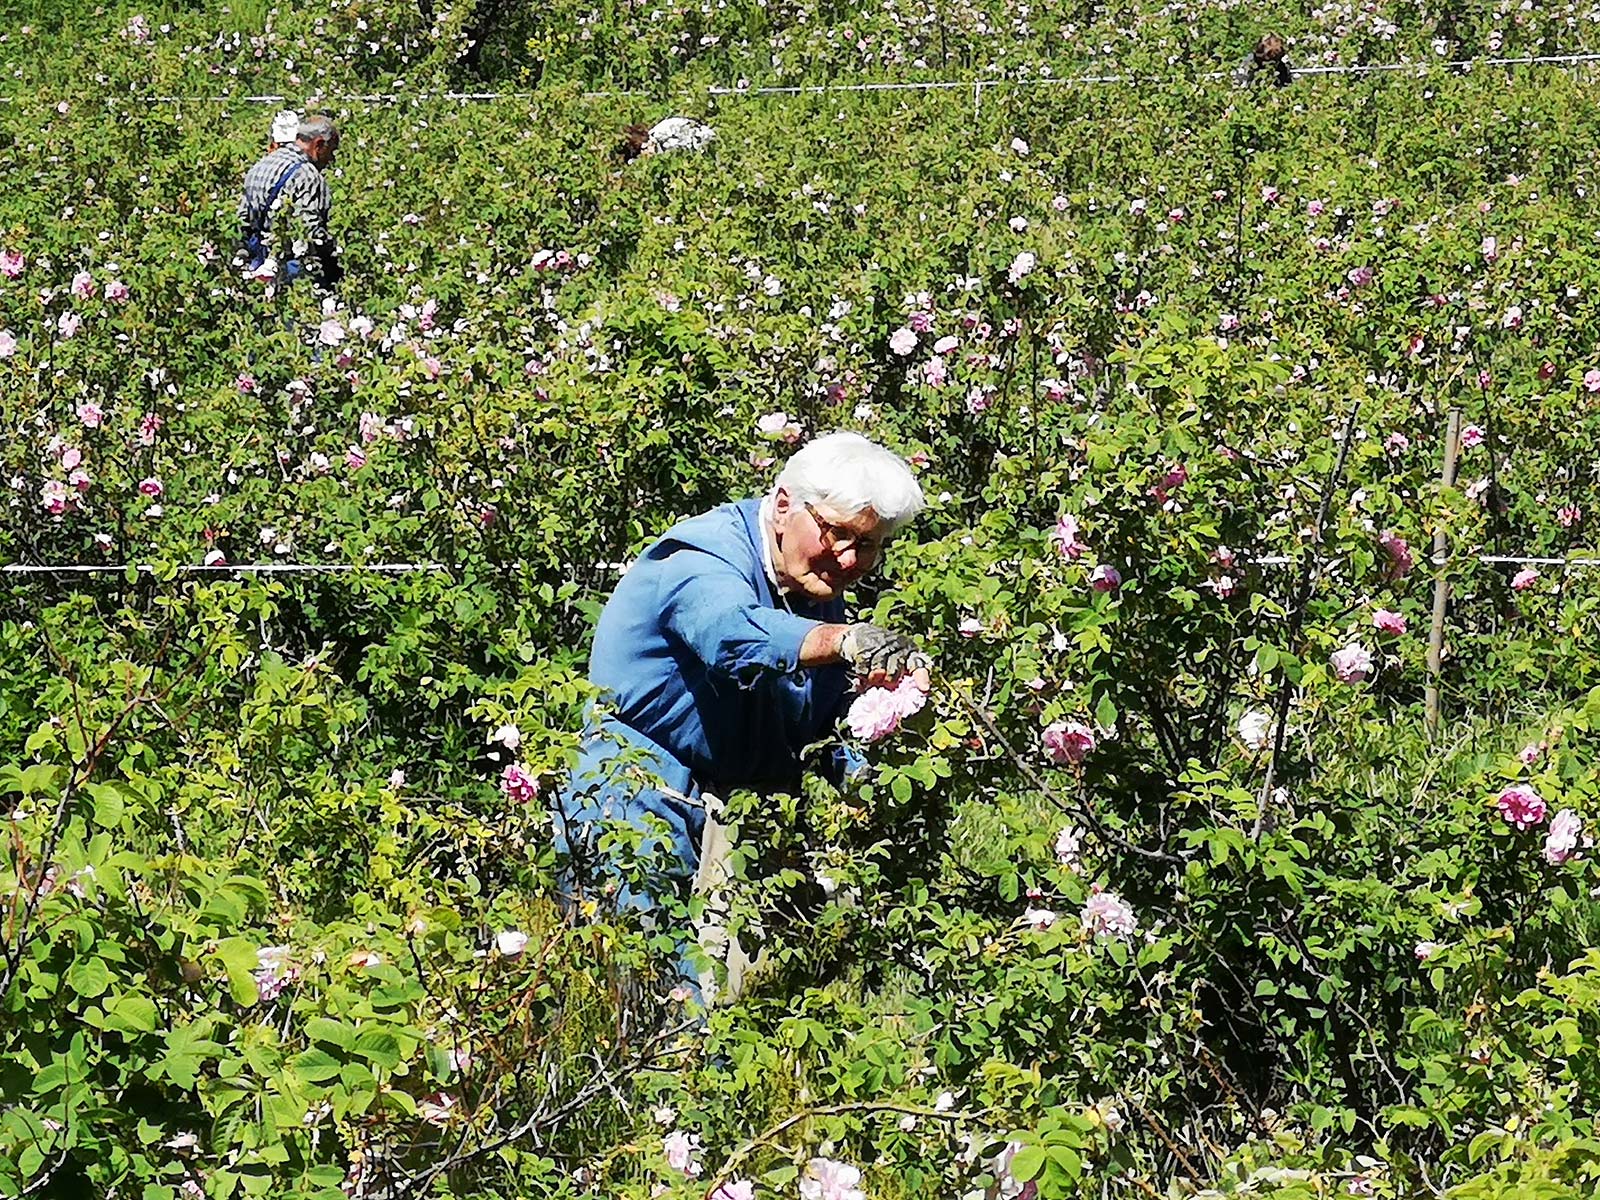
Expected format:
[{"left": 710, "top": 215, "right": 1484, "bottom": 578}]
[
  {"left": 1519, "top": 742, "right": 1544, "bottom": 765},
  {"left": 1090, "top": 564, "right": 1121, "bottom": 593},
  {"left": 500, "top": 764, "right": 538, "bottom": 804},
  {"left": 70, "top": 270, "right": 96, "bottom": 299},
  {"left": 1497, "top": 785, "right": 1547, "bottom": 831},
  {"left": 1081, "top": 887, "right": 1137, "bottom": 939},
  {"left": 1307, "top": 199, "right": 1325, "bottom": 215},
  {"left": 908, "top": 309, "right": 935, "bottom": 333},
  {"left": 137, "top": 413, "right": 162, "bottom": 445},
  {"left": 359, "top": 412, "right": 384, "bottom": 444},
  {"left": 846, "top": 677, "right": 928, "bottom": 742},
  {"left": 0, "top": 329, "right": 14, "bottom": 358},
  {"left": 495, "top": 930, "right": 529, "bottom": 957},
  {"left": 1511, "top": 567, "right": 1539, "bottom": 591},
  {"left": 203, "top": 550, "right": 226, "bottom": 566},
  {"left": 1460, "top": 424, "right": 1484, "bottom": 449},
  {"left": 1042, "top": 720, "right": 1096, "bottom": 765},
  {"left": 1585, "top": 368, "right": 1600, "bottom": 393},
  {"left": 137, "top": 477, "right": 163, "bottom": 497},
  {"left": 1373, "top": 609, "right": 1407, "bottom": 635},
  {"left": 317, "top": 318, "right": 346, "bottom": 346},
  {"left": 57, "top": 311, "right": 82, "bottom": 339},
  {"left": 1539, "top": 361, "right": 1557, "bottom": 380},
  {"left": 922, "top": 356, "right": 947, "bottom": 388},
  {"left": 1347, "top": 266, "right": 1374, "bottom": 288},
  {"left": 60, "top": 446, "right": 82, "bottom": 470},
  {"left": 932, "top": 334, "right": 959, "bottom": 355},
  {"left": 957, "top": 617, "right": 983, "bottom": 638},
  {"left": 662, "top": 1130, "right": 701, "bottom": 1177},
  {"left": 0, "top": 249, "right": 24, "bottom": 278},
  {"left": 1054, "top": 514, "right": 1087, "bottom": 559},
  {"left": 76, "top": 401, "right": 103, "bottom": 427},
  {"left": 1380, "top": 531, "right": 1414, "bottom": 579},
  {"left": 1024, "top": 906, "right": 1057, "bottom": 930},
  {"left": 40, "top": 479, "right": 70, "bottom": 514},
  {"left": 1414, "top": 941, "right": 1441, "bottom": 962},
  {"left": 1006, "top": 251, "right": 1036, "bottom": 285},
  {"left": 1544, "top": 810, "right": 1584, "bottom": 864},
  {"left": 345, "top": 447, "right": 366, "bottom": 471},
  {"left": 1557, "top": 504, "right": 1581, "bottom": 528},
  {"left": 1384, "top": 432, "right": 1410, "bottom": 452},
  {"left": 1477, "top": 370, "right": 1492, "bottom": 390},
  {"left": 235, "top": 373, "right": 256, "bottom": 393},
  {"left": 888, "top": 327, "right": 918, "bottom": 356},
  {"left": 105, "top": 279, "right": 130, "bottom": 302},
  {"left": 1054, "top": 825, "right": 1083, "bottom": 868},
  {"left": 1330, "top": 643, "right": 1373, "bottom": 683},
  {"left": 799, "top": 1157, "right": 865, "bottom": 1200}
]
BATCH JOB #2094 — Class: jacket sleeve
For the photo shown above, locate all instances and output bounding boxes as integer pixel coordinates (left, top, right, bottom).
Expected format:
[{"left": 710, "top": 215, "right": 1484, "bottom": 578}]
[
  {"left": 287, "top": 169, "right": 339, "bottom": 289},
  {"left": 655, "top": 544, "right": 821, "bottom": 682}
]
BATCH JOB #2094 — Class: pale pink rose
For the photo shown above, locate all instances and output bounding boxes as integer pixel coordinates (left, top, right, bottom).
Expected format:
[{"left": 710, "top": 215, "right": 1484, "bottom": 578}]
[
  {"left": 756, "top": 410, "right": 791, "bottom": 437},
  {"left": 1384, "top": 432, "right": 1409, "bottom": 452},
  {"left": 1519, "top": 742, "right": 1544, "bottom": 765},
  {"left": 1477, "top": 369, "right": 1492, "bottom": 390},
  {"left": 57, "top": 311, "right": 82, "bottom": 339},
  {"left": 137, "top": 413, "right": 162, "bottom": 445},
  {"left": 932, "top": 334, "right": 959, "bottom": 355},
  {"left": 908, "top": 309, "right": 935, "bottom": 333},
  {"left": 1042, "top": 720, "right": 1095, "bottom": 765},
  {"left": 1307, "top": 199, "right": 1325, "bottom": 215},
  {"left": 1585, "top": 368, "right": 1600, "bottom": 393},
  {"left": 1347, "top": 265, "right": 1374, "bottom": 287},
  {"left": 68, "top": 468, "right": 91, "bottom": 493},
  {"left": 1460, "top": 424, "right": 1484, "bottom": 448},
  {"left": 1481, "top": 236, "right": 1498, "bottom": 262},
  {"left": 1054, "top": 825, "right": 1083, "bottom": 868},
  {"left": 0, "top": 329, "right": 16, "bottom": 358},
  {"left": 1218, "top": 312, "right": 1241, "bottom": 332},
  {"left": 1414, "top": 941, "right": 1441, "bottom": 962},
  {"left": 1006, "top": 251, "right": 1036, "bottom": 284},
  {"left": 0, "top": 249, "right": 24, "bottom": 278},
  {"left": 922, "top": 356, "right": 947, "bottom": 388},
  {"left": 1380, "top": 530, "right": 1413, "bottom": 578},
  {"left": 500, "top": 764, "right": 538, "bottom": 804},
  {"left": 1090, "top": 564, "right": 1121, "bottom": 593},
  {"left": 662, "top": 1130, "right": 701, "bottom": 1177},
  {"left": 317, "top": 318, "right": 346, "bottom": 346},
  {"left": 798, "top": 1157, "right": 865, "bottom": 1200},
  {"left": 1260, "top": 185, "right": 1280, "bottom": 204},
  {"left": 70, "top": 270, "right": 96, "bottom": 299},
  {"left": 1512, "top": 567, "right": 1540, "bottom": 591},
  {"left": 105, "top": 280, "right": 129, "bottom": 302},
  {"left": 359, "top": 412, "right": 384, "bottom": 444},
  {"left": 422, "top": 357, "right": 442, "bottom": 380},
  {"left": 417, "top": 1094, "right": 457, "bottom": 1126},
  {"left": 846, "top": 677, "right": 928, "bottom": 742},
  {"left": 1023, "top": 906, "right": 1057, "bottom": 930},
  {"left": 888, "top": 327, "right": 918, "bottom": 356},
  {"left": 138, "top": 477, "right": 163, "bottom": 497},
  {"left": 1372, "top": 609, "right": 1407, "bottom": 635},
  {"left": 1330, "top": 643, "right": 1373, "bottom": 683},
  {"left": 1544, "top": 809, "right": 1584, "bottom": 864},
  {"left": 39, "top": 479, "right": 70, "bottom": 514},
  {"left": 495, "top": 930, "right": 529, "bottom": 957},
  {"left": 76, "top": 401, "right": 103, "bottom": 427},
  {"left": 235, "top": 373, "right": 256, "bottom": 393},
  {"left": 345, "top": 447, "right": 366, "bottom": 471},
  {"left": 419, "top": 298, "right": 438, "bottom": 331},
  {"left": 60, "top": 446, "right": 81, "bottom": 470},
  {"left": 1557, "top": 504, "right": 1582, "bottom": 528},
  {"left": 1054, "top": 513, "right": 1087, "bottom": 559},
  {"left": 957, "top": 617, "right": 983, "bottom": 638},
  {"left": 203, "top": 550, "right": 226, "bottom": 566},
  {"left": 1496, "top": 785, "right": 1547, "bottom": 831},
  {"left": 1081, "top": 887, "right": 1137, "bottom": 939}
]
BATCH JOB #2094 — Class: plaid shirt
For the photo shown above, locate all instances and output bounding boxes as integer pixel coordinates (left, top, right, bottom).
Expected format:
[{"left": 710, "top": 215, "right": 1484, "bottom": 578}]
[{"left": 237, "top": 145, "right": 339, "bottom": 288}]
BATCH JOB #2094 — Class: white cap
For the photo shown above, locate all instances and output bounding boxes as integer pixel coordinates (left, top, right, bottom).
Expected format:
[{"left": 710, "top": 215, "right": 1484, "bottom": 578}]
[{"left": 270, "top": 110, "right": 300, "bottom": 144}]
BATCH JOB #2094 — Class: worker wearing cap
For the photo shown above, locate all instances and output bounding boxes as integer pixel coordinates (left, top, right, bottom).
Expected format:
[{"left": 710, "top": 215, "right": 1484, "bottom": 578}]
[{"left": 556, "top": 431, "right": 930, "bottom": 999}]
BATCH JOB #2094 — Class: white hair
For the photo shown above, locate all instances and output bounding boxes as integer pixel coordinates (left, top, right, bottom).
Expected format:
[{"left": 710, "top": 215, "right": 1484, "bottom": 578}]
[
  {"left": 270, "top": 110, "right": 300, "bottom": 145},
  {"left": 296, "top": 114, "right": 338, "bottom": 144},
  {"left": 774, "top": 431, "right": 925, "bottom": 533}
]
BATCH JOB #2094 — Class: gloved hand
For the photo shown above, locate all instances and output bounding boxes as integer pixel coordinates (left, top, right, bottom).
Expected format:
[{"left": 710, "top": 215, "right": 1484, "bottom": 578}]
[{"left": 839, "top": 622, "right": 930, "bottom": 679}]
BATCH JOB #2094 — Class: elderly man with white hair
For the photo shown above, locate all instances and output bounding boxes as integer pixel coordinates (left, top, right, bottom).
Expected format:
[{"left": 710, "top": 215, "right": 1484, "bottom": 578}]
[
  {"left": 557, "top": 431, "right": 929, "bottom": 998},
  {"left": 237, "top": 112, "right": 343, "bottom": 294}
]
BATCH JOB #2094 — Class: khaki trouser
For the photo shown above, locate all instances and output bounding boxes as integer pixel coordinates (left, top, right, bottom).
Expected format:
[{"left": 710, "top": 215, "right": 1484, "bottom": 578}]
[{"left": 690, "top": 794, "right": 763, "bottom": 1007}]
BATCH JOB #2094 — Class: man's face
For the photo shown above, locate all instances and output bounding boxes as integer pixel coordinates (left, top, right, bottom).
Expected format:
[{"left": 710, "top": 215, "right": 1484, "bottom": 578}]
[
  {"left": 305, "top": 135, "right": 338, "bottom": 169},
  {"left": 772, "top": 488, "right": 887, "bottom": 602}
]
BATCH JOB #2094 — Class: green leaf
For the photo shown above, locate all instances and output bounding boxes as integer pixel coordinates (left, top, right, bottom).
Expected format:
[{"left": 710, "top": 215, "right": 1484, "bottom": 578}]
[
  {"left": 305, "top": 1017, "right": 356, "bottom": 1051},
  {"left": 66, "top": 956, "right": 111, "bottom": 998},
  {"left": 105, "top": 994, "right": 160, "bottom": 1034},
  {"left": 292, "top": 1049, "right": 343, "bottom": 1083},
  {"left": 85, "top": 782, "right": 126, "bottom": 827},
  {"left": 352, "top": 1030, "right": 401, "bottom": 1070},
  {"left": 1094, "top": 693, "right": 1118, "bottom": 729},
  {"left": 1008, "top": 1145, "right": 1046, "bottom": 1182}
]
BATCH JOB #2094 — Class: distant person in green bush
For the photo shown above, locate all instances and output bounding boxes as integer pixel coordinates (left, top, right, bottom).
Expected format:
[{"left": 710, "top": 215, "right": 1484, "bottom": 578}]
[
  {"left": 556, "top": 431, "right": 931, "bottom": 1004},
  {"left": 237, "top": 113, "right": 343, "bottom": 294},
  {"left": 1235, "top": 33, "right": 1293, "bottom": 88}
]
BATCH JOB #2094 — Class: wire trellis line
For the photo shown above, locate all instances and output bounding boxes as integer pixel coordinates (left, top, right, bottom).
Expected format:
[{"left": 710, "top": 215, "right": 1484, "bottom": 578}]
[
  {"left": 4, "top": 553, "right": 1598, "bottom": 576},
  {"left": 4, "top": 50, "right": 1600, "bottom": 107}
]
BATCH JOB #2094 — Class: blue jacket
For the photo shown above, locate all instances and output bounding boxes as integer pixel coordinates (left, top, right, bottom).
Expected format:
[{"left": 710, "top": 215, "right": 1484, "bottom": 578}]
[{"left": 577, "top": 498, "right": 852, "bottom": 803}]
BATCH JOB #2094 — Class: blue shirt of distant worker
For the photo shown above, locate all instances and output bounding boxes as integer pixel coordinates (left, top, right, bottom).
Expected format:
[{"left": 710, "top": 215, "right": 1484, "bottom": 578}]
[{"left": 555, "top": 431, "right": 931, "bottom": 936}]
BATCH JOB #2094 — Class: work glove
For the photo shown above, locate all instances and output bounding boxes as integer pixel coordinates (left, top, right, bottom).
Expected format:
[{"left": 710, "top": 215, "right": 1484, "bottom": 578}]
[{"left": 839, "top": 622, "right": 929, "bottom": 679}]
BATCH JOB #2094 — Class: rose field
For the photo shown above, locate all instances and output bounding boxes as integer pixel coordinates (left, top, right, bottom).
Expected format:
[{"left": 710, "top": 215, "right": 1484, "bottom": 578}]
[{"left": 9, "top": 2, "right": 1600, "bottom": 1198}]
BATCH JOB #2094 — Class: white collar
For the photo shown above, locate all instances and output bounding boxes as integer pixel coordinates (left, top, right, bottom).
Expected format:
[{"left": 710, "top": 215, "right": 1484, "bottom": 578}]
[{"left": 757, "top": 492, "right": 782, "bottom": 592}]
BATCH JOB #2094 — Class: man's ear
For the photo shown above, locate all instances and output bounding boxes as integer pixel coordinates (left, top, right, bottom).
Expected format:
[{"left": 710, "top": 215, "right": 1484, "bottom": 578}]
[{"left": 772, "top": 487, "right": 792, "bottom": 519}]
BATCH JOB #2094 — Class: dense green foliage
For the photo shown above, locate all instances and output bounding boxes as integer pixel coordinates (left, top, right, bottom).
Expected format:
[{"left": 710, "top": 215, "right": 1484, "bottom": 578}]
[{"left": 6, "top": 3, "right": 1600, "bottom": 1199}]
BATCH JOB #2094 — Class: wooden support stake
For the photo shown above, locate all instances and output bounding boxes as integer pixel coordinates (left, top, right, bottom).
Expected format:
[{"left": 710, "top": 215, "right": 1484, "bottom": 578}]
[{"left": 1425, "top": 408, "right": 1463, "bottom": 737}]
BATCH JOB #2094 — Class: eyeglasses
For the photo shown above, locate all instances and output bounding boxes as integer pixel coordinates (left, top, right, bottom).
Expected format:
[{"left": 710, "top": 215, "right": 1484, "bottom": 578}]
[{"left": 803, "top": 501, "right": 884, "bottom": 561}]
